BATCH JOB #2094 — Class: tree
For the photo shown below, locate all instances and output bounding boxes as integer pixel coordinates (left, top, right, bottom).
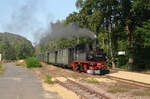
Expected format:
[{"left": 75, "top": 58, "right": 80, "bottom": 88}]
[
  {"left": 64, "top": 12, "right": 79, "bottom": 25},
  {"left": 133, "top": 19, "right": 150, "bottom": 69},
  {"left": 0, "top": 32, "right": 34, "bottom": 60},
  {"left": 66, "top": 0, "right": 150, "bottom": 69},
  {"left": 76, "top": 0, "right": 84, "bottom": 9},
  {"left": 119, "top": 0, "right": 150, "bottom": 70},
  {"left": 38, "top": 0, "right": 150, "bottom": 70},
  {"left": 65, "top": 0, "right": 119, "bottom": 68},
  {"left": 0, "top": 40, "right": 16, "bottom": 60}
]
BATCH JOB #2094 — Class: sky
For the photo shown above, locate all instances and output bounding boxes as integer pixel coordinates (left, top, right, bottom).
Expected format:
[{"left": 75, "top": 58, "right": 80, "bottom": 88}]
[{"left": 0, "top": 0, "right": 77, "bottom": 43}]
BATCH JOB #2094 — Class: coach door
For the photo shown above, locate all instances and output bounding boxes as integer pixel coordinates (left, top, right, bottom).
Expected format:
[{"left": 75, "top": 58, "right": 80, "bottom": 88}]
[{"left": 55, "top": 51, "right": 58, "bottom": 64}]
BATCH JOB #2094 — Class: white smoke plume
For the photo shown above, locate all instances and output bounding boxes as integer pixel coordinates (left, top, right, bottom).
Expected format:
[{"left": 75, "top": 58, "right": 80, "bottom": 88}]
[{"left": 41, "top": 22, "right": 97, "bottom": 42}]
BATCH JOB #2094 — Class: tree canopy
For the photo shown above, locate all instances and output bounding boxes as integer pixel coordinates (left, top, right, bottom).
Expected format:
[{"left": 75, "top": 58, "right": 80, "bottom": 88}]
[
  {"left": 64, "top": 0, "right": 150, "bottom": 70},
  {"left": 0, "top": 32, "right": 34, "bottom": 60},
  {"left": 36, "top": 0, "right": 150, "bottom": 70}
]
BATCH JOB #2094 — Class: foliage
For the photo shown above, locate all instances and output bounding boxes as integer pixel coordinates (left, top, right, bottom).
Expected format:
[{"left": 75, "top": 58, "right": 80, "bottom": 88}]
[
  {"left": 37, "top": 34, "right": 92, "bottom": 52},
  {"left": 0, "top": 32, "right": 34, "bottom": 60},
  {"left": 64, "top": 0, "right": 150, "bottom": 70},
  {"left": 75, "top": 0, "right": 84, "bottom": 9},
  {"left": 36, "top": 0, "right": 150, "bottom": 70},
  {"left": 134, "top": 19, "right": 150, "bottom": 47},
  {"left": 133, "top": 19, "right": 150, "bottom": 70},
  {"left": 44, "top": 74, "right": 55, "bottom": 84},
  {"left": 25, "top": 57, "right": 41, "bottom": 68}
]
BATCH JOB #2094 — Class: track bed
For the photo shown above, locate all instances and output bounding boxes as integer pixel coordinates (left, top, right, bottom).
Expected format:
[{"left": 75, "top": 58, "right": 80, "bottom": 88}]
[
  {"left": 56, "top": 79, "right": 112, "bottom": 99},
  {"left": 32, "top": 63, "right": 150, "bottom": 99},
  {"left": 108, "top": 70, "right": 150, "bottom": 85}
]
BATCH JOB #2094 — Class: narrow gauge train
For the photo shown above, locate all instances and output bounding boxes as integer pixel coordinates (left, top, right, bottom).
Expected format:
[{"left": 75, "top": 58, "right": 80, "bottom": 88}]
[{"left": 38, "top": 39, "right": 110, "bottom": 75}]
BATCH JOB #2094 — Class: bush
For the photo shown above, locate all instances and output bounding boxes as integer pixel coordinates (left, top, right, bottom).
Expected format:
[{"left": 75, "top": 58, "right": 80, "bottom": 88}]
[{"left": 25, "top": 57, "right": 41, "bottom": 68}]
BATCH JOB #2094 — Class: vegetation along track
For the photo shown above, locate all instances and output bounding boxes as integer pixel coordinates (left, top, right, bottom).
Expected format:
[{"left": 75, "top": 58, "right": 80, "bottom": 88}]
[
  {"left": 56, "top": 79, "right": 112, "bottom": 99},
  {"left": 107, "top": 75, "right": 150, "bottom": 89}
]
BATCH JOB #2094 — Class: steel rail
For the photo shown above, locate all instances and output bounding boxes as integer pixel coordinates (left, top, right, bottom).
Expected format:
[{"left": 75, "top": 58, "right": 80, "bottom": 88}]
[
  {"left": 67, "top": 79, "right": 112, "bottom": 99},
  {"left": 107, "top": 75, "right": 150, "bottom": 89},
  {"left": 56, "top": 79, "right": 112, "bottom": 99},
  {"left": 56, "top": 80, "right": 90, "bottom": 99}
]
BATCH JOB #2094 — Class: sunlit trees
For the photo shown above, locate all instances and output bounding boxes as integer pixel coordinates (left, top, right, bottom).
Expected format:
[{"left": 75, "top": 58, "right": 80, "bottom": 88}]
[
  {"left": 0, "top": 33, "right": 34, "bottom": 60},
  {"left": 64, "top": 0, "right": 150, "bottom": 70}
]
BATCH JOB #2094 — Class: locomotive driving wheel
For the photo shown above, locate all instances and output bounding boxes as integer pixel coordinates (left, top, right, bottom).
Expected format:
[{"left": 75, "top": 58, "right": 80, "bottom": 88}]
[{"left": 75, "top": 64, "right": 82, "bottom": 73}]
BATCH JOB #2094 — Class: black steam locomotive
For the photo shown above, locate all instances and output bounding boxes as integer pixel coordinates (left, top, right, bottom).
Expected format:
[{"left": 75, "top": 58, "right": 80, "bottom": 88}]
[{"left": 38, "top": 39, "right": 110, "bottom": 75}]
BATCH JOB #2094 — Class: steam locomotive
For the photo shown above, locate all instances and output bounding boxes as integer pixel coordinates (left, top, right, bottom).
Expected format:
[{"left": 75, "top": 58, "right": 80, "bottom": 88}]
[{"left": 38, "top": 39, "right": 110, "bottom": 75}]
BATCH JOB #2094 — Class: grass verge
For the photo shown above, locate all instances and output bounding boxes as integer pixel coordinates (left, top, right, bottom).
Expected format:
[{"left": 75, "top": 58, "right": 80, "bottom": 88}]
[
  {"left": 132, "top": 91, "right": 150, "bottom": 96},
  {"left": 88, "top": 77, "right": 100, "bottom": 84},
  {"left": 44, "top": 74, "right": 55, "bottom": 84},
  {"left": 0, "top": 63, "right": 5, "bottom": 75},
  {"left": 15, "top": 60, "right": 26, "bottom": 67},
  {"left": 107, "top": 83, "right": 136, "bottom": 93}
]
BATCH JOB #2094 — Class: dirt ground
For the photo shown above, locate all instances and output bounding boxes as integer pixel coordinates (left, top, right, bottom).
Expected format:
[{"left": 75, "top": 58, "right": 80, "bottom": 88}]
[
  {"left": 108, "top": 70, "right": 150, "bottom": 84},
  {"left": 42, "top": 82, "right": 79, "bottom": 99},
  {"left": 32, "top": 62, "right": 150, "bottom": 99}
]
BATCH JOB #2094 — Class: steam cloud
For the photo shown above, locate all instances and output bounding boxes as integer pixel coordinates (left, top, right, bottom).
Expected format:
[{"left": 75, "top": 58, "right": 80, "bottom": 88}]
[
  {"left": 40, "top": 22, "right": 97, "bottom": 43},
  {"left": 3, "top": 0, "right": 40, "bottom": 33},
  {"left": 49, "top": 22, "right": 97, "bottom": 39},
  {"left": 2, "top": 0, "right": 49, "bottom": 43},
  {"left": 2, "top": 0, "right": 97, "bottom": 44}
]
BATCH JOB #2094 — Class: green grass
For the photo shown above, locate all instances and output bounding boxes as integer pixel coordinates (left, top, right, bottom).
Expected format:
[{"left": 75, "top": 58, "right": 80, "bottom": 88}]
[
  {"left": 132, "top": 91, "right": 150, "bottom": 96},
  {"left": 108, "top": 83, "right": 136, "bottom": 93},
  {"left": 80, "top": 75, "right": 87, "bottom": 81},
  {"left": 0, "top": 63, "right": 5, "bottom": 75},
  {"left": 108, "top": 88, "right": 128, "bottom": 93},
  {"left": 15, "top": 61, "right": 26, "bottom": 67},
  {"left": 88, "top": 77, "right": 100, "bottom": 84},
  {"left": 25, "top": 57, "right": 42, "bottom": 68},
  {"left": 114, "top": 82, "right": 118, "bottom": 87},
  {"left": 44, "top": 74, "right": 55, "bottom": 84}
]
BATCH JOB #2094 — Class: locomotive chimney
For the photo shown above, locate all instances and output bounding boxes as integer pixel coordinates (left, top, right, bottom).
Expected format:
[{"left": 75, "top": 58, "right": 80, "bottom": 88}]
[
  {"left": 94, "top": 34, "right": 99, "bottom": 50},
  {"left": 94, "top": 38, "right": 99, "bottom": 49}
]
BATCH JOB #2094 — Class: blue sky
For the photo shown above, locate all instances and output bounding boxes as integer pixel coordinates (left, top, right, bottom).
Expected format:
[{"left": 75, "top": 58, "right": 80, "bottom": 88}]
[{"left": 0, "top": 0, "right": 77, "bottom": 42}]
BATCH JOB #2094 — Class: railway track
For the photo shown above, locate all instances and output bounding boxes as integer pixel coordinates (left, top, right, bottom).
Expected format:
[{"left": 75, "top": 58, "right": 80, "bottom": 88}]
[
  {"left": 56, "top": 79, "right": 112, "bottom": 99},
  {"left": 55, "top": 66, "right": 150, "bottom": 89},
  {"left": 107, "top": 75, "right": 150, "bottom": 89}
]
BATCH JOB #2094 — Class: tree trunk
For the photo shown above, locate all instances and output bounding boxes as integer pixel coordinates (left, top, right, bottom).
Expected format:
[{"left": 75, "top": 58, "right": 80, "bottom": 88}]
[
  {"left": 125, "top": 25, "right": 133, "bottom": 70},
  {"left": 108, "top": 23, "right": 115, "bottom": 69},
  {"left": 102, "top": 37, "right": 105, "bottom": 48}
]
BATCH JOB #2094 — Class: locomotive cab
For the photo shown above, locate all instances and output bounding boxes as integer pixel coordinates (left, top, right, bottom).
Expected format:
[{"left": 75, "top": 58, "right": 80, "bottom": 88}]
[
  {"left": 87, "top": 48, "right": 107, "bottom": 62},
  {"left": 71, "top": 41, "right": 110, "bottom": 75}
]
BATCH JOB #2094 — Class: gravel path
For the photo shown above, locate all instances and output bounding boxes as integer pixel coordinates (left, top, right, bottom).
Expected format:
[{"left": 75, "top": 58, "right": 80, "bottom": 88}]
[
  {"left": 108, "top": 70, "right": 150, "bottom": 84},
  {"left": 0, "top": 63, "right": 59, "bottom": 99}
]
